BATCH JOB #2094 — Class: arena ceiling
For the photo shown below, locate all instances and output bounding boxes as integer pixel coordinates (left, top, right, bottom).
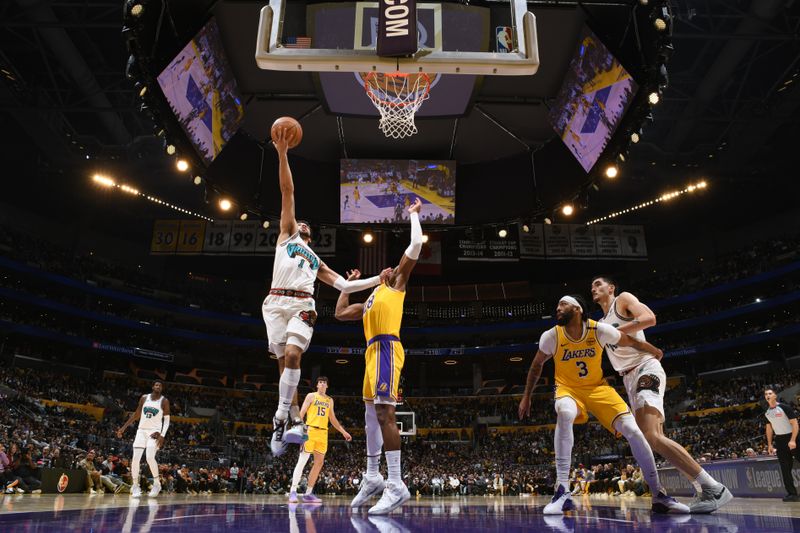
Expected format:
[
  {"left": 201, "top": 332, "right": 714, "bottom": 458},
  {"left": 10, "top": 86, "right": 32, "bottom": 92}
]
[{"left": 1, "top": 0, "right": 800, "bottom": 242}]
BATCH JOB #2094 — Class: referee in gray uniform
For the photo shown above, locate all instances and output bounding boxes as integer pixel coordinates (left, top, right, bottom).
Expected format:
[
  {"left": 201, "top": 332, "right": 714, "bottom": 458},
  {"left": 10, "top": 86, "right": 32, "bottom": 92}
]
[{"left": 764, "top": 387, "right": 800, "bottom": 502}]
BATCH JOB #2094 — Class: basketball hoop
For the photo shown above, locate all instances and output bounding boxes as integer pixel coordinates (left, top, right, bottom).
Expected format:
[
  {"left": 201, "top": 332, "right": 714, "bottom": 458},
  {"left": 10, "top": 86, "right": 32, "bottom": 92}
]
[{"left": 363, "top": 72, "right": 431, "bottom": 139}]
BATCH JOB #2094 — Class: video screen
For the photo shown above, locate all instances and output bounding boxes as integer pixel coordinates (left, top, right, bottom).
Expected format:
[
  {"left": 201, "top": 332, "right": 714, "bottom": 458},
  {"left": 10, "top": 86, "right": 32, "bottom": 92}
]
[
  {"left": 549, "top": 27, "right": 638, "bottom": 173},
  {"left": 340, "top": 159, "right": 456, "bottom": 225},
  {"left": 157, "top": 18, "right": 244, "bottom": 165}
]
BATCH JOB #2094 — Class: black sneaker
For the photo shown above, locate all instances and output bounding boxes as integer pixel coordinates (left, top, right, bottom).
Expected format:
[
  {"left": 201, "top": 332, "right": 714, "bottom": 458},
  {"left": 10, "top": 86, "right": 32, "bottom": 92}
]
[{"left": 782, "top": 494, "right": 799, "bottom": 502}]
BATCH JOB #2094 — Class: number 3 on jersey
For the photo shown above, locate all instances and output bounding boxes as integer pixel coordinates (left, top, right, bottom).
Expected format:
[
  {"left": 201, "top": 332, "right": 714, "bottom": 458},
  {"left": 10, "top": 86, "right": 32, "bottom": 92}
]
[{"left": 576, "top": 361, "right": 588, "bottom": 377}]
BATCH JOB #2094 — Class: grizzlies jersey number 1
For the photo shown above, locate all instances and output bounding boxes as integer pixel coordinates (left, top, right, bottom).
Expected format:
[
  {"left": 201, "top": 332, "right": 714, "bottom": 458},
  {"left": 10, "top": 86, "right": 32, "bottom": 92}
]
[{"left": 553, "top": 320, "right": 603, "bottom": 387}]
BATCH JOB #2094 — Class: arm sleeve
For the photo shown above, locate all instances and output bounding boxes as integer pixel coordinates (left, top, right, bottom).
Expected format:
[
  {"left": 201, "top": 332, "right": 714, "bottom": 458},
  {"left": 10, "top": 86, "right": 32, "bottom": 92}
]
[
  {"left": 538, "top": 328, "right": 557, "bottom": 356},
  {"left": 596, "top": 322, "right": 622, "bottom": 348},
  {"left": 161, "top": 416, "right": 170, "bottom": 437},
  {"left": 333, "top": 275, "right": 381, "bottom": 294},
  {"left": 404, "top": 212, "right": 423, "bottom": 260}
]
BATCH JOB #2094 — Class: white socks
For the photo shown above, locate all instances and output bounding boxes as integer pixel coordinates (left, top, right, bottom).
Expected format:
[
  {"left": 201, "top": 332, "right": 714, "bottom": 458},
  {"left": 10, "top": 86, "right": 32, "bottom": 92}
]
[
  {"left": 385, "top": 450, "right": 401, "bottom": 484},
  {"left": 276, "top": 367, "right": 301, "bottom": 420},
  {"left": 614, "top": 414, "right": 662, "bottom": 494},
  {"left": 365, "top": 402, "right": 384, "bottom": 478},
  {"left": 695, "top": 469, "right": 722, "bottom": 490},
  {"left": 145, "top": 446, "right": 159, "bottom": 482},
  {"left": 554, "top": 397, "right": 578, "bottom": 490},
  {"left": 131, "top": 447, "right": 143, "bottom": 485},
  {"left": 291, "top": 451, "right": 311, "bottom": 492}
]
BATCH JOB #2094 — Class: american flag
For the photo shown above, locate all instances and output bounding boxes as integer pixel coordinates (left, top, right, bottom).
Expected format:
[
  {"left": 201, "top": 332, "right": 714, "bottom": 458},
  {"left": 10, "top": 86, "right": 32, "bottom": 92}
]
[
  {"left": 284, "top": 36, "right": 312, "bottom": 49},
  {"left": 359, "top": 233, "right": 387, "bottom": 277}
]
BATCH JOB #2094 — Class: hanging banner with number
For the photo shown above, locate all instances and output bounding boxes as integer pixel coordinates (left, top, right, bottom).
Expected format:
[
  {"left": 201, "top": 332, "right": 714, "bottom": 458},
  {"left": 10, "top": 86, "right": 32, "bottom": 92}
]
[
  {"left": 150, "top": 220, "right": 180, "bottom": 254},
  {"left": 151, "top": 221, "right": 336, "bottom": 256},
  {"left": 176, "top": 220, "right": 206, "bottom": 254}
]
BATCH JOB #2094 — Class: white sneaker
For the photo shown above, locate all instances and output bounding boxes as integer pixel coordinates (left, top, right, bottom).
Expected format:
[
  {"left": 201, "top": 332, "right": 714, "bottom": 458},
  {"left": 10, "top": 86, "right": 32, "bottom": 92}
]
[
  {"left": 148, "top": 482, "right": 162, "bottom": 497},
  {"left": 368, "top": 481, "right": 410, "bottom": 515},
  {"left": 652, "top": 491, "right": 690, "bottom": 514},
  {"left": 284, "top": 423, "right": 308, "bottom": 445},
  {"left": 543, "top": 485, "right": 576, "bottom": 515},
  {"left": 351, "top": 475, "right": 385, "bottom": 508},
  {"left": 689, "top": 485, "right": 733, "bottom": 514},
  {"left": 131, "top": 485, "right": 142, "bottom": 498}
]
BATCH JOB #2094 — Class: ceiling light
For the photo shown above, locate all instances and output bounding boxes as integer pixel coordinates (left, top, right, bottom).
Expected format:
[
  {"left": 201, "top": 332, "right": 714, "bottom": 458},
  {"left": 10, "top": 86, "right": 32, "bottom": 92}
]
[
  {"left": 363, "top": 232, "right": 374, "bottom": 244},
  {"left": 648, "top": 92, "right": 660, "bottom": 105},
  {"left": 165, "top": 144, "right": 176, "bottom": 155},
  {"left": 335, "top": 359, "right": 349, "bottom": 364},
  {"left": 631, "top": 131, "right": 640, "bottom": 144},
  {"left": 92, "top": 174, "right": 115, "bottom": 187},
  {"left": 176, "top": 159, "right": 189, "bottom": 172},
  {"left": 130, "top": 3, "right": 144, "bottom": 17},
  {"left": 239, "top": 212, "right": 248, "bottom": 221},
  {"left": 605, "top": 165, "right": 618, "bottom": 179},
  {"left": 561, "top": 204, "right": 574, "bottom": 216},
  {"left": 219, "top": 198, "right": 232, "bottom": 211},
  {"left": 193, "top": 176, "right": 203, "bottom": 185},
  {"left": 522, "top": 224, "right": 530, "bottom": 233},
  {"left": 421, "top": 234, "right": 429, "bottom": 243},
  {"left": 498, "top": 229, "right": 508, "bottom": 238},
  {"left": 443, "top": 360, "right": 457, "bottom": 365},
  {"left": 509, "top": 356, "right": 523, "bottom": 362},
  {"left": 262, "top": 220, "right": 270, "bottom": 229}
]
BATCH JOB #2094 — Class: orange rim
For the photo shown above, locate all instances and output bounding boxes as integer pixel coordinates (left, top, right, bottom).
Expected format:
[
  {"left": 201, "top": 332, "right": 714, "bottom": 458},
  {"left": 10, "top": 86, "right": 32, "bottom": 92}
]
[{"left": 364, "top": 72, "right": 431, "bottom": 108}]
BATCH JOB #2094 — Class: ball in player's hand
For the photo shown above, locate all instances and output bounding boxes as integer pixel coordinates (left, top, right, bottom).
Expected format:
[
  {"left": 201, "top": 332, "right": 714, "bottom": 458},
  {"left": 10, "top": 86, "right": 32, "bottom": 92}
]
[{"left": 271, "top": 116, "right": 303, "bottom": 149}]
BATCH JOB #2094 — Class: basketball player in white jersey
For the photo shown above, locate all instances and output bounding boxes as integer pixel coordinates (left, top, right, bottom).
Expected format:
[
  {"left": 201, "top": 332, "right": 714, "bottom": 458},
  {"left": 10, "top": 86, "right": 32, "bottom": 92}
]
[
  {"left": 116, "top": 380, "right": 170, "bottom": 498},
  {"left": 266, "top": 127, "right": 390, "bottom": 456},
  {"left": 591, "top": 275, "right": 732, "bottom": 513}
]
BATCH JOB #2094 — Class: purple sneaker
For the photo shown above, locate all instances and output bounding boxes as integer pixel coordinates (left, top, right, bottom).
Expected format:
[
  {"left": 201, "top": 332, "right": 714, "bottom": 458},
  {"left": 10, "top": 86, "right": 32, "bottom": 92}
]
[{"left": 302, "top": 493, "right": 322, "bottom": 504}]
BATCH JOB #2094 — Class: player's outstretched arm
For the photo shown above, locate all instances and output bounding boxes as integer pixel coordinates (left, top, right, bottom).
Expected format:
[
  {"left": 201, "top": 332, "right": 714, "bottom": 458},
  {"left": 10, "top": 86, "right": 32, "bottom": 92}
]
[
  {"left": 328, "top": 399, "right": 352, "bottom": 441},
  {"left": 299, "top": 392, "right": 314, "bottom": 420},
  {"left": 615, "top": 292, "right": 656, "bottom": 335},
  {"left": 319, "top": 262, "right": 392, "bottom": 295},
  {"left": 116, "top": 395, "right": 145, "bottom": 438},
  {"left": 390, "top": 198, "right": 423, "bottom": 292},
  {"left": 334, "top": 270, "right": 366, "bottom": 320},
  {"left": 518, "top": 350, "right": 553, "bottom": 420},
  {"left": 274, "top": 128, "right": 298, "bottom": 241}
]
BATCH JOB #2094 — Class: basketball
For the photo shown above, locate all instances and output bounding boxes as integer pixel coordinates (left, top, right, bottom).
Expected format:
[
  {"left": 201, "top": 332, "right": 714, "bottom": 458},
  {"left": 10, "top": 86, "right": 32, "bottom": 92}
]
[{"left": 271, "top": 116, "right": 303, "bottom": 149}]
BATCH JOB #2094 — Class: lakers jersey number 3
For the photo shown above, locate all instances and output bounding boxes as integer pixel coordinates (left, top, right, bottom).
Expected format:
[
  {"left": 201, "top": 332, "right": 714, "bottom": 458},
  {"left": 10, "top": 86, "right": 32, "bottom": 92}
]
[{"left": 553, "top": 320, "right": 604, "bottom": 387}]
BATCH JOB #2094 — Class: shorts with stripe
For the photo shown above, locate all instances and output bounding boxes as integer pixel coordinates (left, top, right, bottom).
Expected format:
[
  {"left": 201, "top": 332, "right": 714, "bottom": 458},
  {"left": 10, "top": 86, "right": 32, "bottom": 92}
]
[{"left": 363, "top": 334, "right": 404, "bottom": 406}]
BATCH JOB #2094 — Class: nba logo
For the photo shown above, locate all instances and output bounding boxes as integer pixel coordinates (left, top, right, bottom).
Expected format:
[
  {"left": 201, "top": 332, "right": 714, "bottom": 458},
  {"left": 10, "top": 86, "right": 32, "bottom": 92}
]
[
  {"left": 57, "top": 473, "right": 69, "bottom": 493},
  {"left": 496, "top": 26, "right": 513, "bottom": 53}
]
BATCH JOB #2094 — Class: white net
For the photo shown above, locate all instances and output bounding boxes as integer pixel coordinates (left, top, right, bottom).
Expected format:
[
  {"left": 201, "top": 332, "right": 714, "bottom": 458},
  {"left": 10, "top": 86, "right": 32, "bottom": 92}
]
[{"left": 364, "top": 72, "right": 431, "bottom": 139}]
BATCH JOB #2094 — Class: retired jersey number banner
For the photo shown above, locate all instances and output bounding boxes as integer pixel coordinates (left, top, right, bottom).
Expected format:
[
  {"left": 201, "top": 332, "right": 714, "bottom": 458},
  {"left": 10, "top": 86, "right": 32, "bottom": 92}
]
[
  {"left": 520, "top": 224, "right": 647, "bottom": 260},
  {"left": 377, "top": 0, "right": 417, "bottom": 56},
  {"left": 151, "top": 221, "right": 336, "bottom": 256}
]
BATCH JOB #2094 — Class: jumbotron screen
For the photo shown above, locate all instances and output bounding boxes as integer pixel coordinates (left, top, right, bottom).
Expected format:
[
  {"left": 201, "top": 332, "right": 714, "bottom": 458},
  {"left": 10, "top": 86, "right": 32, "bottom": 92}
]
[
  {"left": 549, "top": 27, "right": 638, "bottom": 173},
  {"left": 340, "top": 159, "right": 456, "bottom": 225},
  {"left": 157, "top": 18, "right": 244, "bottom": 165}
]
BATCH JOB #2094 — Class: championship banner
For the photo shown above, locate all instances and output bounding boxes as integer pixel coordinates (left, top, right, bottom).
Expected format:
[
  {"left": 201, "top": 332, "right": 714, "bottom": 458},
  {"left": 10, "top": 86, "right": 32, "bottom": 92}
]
[
  {"left": 569, "top": 224, "right": 597, "bottom": 257},
  {"left": 152, "top": 221, "right": 336, "bottom": 256},
  {"left": 619, "top": 225, "right": 647, "bottom": 257},
  {"left": 456, "top": 226, "right": 519, "bottom": 262},
  {"left": 594, "top": 224, "right": 623, "bottom": 256},
  {"left": 518, "top": 223, "right": 545, "bottom": 258},
  {"left": 377, "top": 0, "right": 417, "bottom": 57},
  {"left": 543, "top": 224, "right": 571, "bottom": 257},
  {"left": 417, "top": 233, "right": 442, "bottom": 275}
]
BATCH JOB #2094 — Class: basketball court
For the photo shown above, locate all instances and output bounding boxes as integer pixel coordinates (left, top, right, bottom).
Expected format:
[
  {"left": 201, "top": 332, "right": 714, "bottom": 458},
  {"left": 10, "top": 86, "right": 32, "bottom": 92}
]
[{"left": 3, "top": 494, "right": 799, "bottom": 532}]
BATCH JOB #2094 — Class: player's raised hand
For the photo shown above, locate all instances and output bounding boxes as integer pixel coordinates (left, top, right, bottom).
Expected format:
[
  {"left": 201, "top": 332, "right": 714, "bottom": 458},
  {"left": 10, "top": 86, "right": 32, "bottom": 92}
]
[
  {"left": 379, "top": 267, "right": 393, "bottom": 285},
  {"left": 518, "top": 395, "right": 531, "bottom": 421},
  {"left": 346, "top": 269, "right": 361, "bottom": 281},
  {"left": 272, "top": 127, "right": 289, "bottom": 154},
  {"left": 408, "top": 197, "right": 422, "bottom": 214}
]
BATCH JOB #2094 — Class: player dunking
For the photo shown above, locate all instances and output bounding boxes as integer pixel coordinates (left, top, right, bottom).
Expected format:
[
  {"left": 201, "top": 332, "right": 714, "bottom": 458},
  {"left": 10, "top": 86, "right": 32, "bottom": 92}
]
[
  {"left": 518, "top": 296, "right": 689, "bottom": 515},
  {"left": 591, "top": 275, "right": 732, "bottom": 512},
  {"left": 288, "top": 376, "right": 352, "bottom": 503},
  {"left": 335, "top": 197, "right": 423, "bottom": 515},
  {"left": 266, "top": 127, "right": 389, "bottom": 456},
  {"left": 116, "top": 380, "right": 170, "bottom": 498}
]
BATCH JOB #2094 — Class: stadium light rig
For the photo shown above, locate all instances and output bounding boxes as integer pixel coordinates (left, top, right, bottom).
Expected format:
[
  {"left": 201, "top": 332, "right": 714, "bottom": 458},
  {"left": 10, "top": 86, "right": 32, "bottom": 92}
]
[
  {"left": 587, "top": 180, "right": 707, "bottom": 225},
  {"left": 90, "top": 174, "right": 213, "bottom": 221}
]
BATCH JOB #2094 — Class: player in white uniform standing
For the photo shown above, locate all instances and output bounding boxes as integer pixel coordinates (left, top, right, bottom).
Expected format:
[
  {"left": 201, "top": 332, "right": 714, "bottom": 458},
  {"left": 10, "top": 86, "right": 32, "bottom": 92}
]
[
  {"left": 266, "top": 127, "right": 391, "bottom": 456},
  {"left": 591, "top": 275, "right": 733, "bottom": 513},
  {"left": 116, "top": 380, "right": 171, "bottom": 498}
]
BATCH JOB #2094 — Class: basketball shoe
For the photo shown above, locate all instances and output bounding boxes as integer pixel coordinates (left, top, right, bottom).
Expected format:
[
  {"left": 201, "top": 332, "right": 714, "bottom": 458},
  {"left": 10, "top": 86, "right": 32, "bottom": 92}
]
[
  {"left": 351, "top": 474, "right": 385, "bottom": 508},
  {"left": 368, "top": 481, "right": 410, "bottom": 515},
  {"left": 689, "top": 485, "right": 733, "bottom": 513},
  {"left": 652, "top": 491, "right": 690, "bottom": 513},
  {"left": 543, "top": 484, "right": 576, "bottom": 515}
]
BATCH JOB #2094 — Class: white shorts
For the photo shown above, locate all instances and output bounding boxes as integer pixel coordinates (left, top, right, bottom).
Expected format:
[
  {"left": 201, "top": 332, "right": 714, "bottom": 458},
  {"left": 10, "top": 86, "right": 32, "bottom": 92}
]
[
  {"left": 622, "top": 358, "right": 666, "bottom": 420},
  {"left": 133, "top": 428, "right": 159, "bottom": 449},
  {"left": 262, "top": 295, "right": 317, "bottom": 357}
]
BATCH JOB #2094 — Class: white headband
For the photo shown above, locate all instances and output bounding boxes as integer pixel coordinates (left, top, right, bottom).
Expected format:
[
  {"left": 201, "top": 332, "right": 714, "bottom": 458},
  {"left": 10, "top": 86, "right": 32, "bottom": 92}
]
[{"left": 559, "top": 296, "right": 582, "bottom": 313}]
